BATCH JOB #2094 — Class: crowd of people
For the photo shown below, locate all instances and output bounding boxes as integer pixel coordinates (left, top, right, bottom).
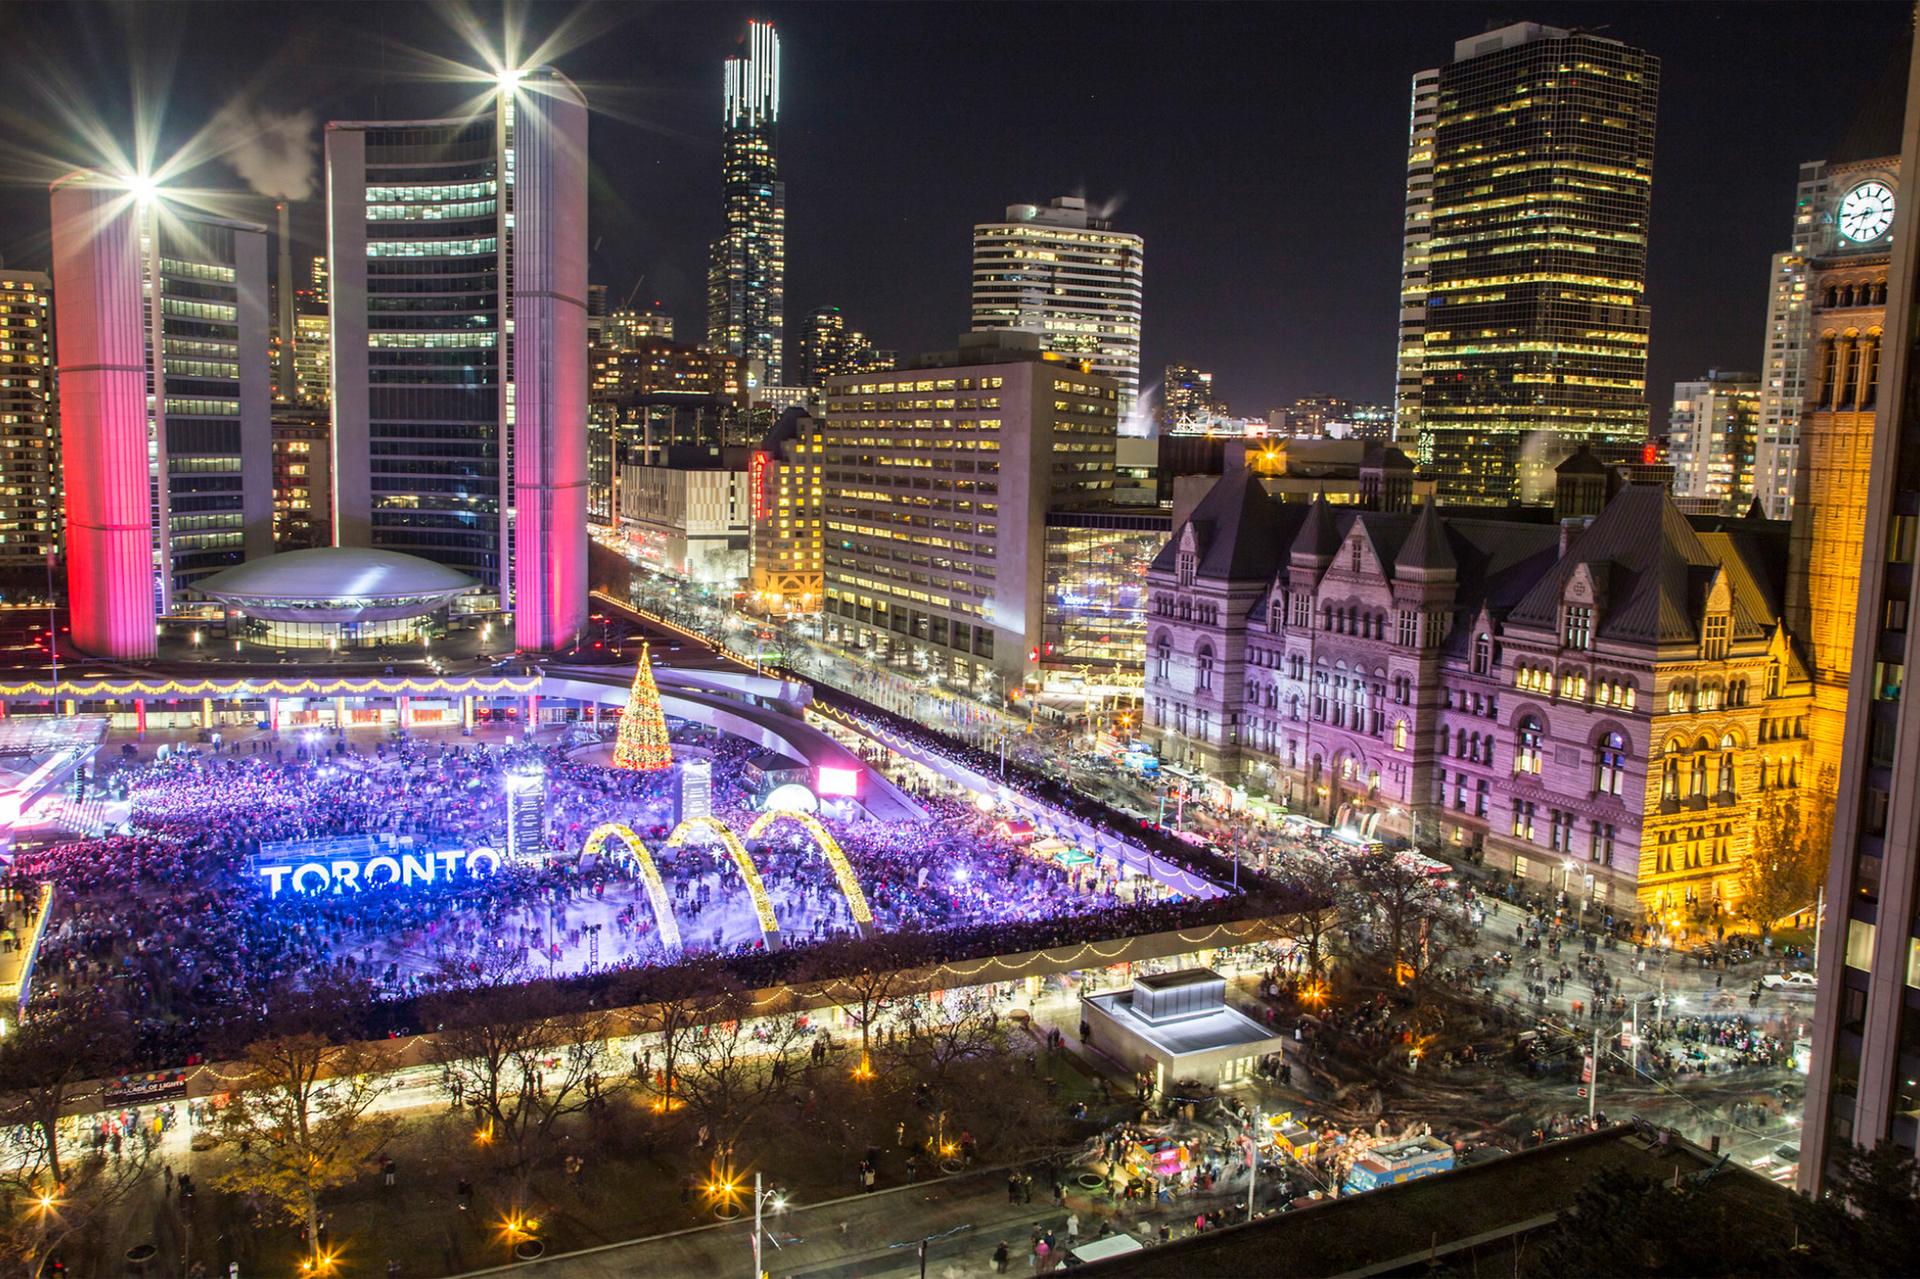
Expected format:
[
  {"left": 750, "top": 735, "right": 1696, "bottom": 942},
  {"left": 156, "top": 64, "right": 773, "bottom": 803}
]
[{"left": 5, "top": 715, "right": 1263, "bottom": 1066}]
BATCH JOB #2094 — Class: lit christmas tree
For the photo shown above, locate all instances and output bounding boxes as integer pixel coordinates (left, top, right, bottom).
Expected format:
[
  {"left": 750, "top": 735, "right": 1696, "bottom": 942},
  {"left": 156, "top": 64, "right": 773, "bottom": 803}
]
[{"left": 612, "top": 643, "right": 674, "bottom": 771}]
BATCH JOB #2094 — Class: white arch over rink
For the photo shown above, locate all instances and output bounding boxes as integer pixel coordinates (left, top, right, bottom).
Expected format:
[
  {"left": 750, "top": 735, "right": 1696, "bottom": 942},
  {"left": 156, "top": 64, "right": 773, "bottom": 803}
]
[
  {"left": 663, "top": 815, "right": 783, "bottom": 950},
  {"left": 744, "top": 809, "right": 875, "bottom": 937},
  {"left": 581, "top": 822, "right": 683, "bottom": 953}
]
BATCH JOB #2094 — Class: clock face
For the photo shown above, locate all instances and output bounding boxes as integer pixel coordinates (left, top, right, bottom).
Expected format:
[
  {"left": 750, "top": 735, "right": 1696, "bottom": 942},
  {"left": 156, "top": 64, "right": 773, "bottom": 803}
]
[{"left": 1839, "top": 181, "right": 1896, "bottom": 243}]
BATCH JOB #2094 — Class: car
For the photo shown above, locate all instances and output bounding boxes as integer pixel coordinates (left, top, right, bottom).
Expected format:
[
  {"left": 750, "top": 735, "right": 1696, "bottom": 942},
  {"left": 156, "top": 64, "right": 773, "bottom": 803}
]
[{"left": 1761, "top": 971, "right": 1819, "bottom": 990}]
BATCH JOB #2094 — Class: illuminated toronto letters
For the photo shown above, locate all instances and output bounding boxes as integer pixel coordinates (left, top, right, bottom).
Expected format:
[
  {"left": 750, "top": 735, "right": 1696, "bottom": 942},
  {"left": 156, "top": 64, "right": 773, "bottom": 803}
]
[{"left": 254, "top": 845, "right": 502, "bottom": 896}]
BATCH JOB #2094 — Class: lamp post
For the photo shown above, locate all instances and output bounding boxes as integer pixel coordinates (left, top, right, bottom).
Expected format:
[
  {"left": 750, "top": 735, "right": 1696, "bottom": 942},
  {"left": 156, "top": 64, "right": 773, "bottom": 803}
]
[{"left": 749, "top": 1171, "right": 786, "bottom": 1279}]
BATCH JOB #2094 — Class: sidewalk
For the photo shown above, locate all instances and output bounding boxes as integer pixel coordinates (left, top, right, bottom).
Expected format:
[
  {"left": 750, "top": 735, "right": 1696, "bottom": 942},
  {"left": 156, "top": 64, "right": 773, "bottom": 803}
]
[
  {"left": 464, "top": 1169, "right": 1044, "bottom": 1278},
  {"left": 466, "top": 1156, "right": 1253, "bottom": 1279}
]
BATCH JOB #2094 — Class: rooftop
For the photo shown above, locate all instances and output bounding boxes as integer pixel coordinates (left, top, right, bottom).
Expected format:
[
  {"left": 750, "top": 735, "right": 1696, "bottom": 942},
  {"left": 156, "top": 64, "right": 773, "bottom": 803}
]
[
  {"left": 197, "top": 547, "right": 478, "bottom": 604},
  {"left": 1085, "top": 989, "right": 1278, "bottom": 1057},
  {"left": 1085, "top": 1125, "right": 1797, "bottom": 1277}
]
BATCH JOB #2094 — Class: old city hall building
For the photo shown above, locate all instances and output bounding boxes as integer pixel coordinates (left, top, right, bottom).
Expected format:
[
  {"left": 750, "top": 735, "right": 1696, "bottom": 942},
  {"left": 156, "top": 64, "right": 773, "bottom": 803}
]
[{"left": 1145, "top": 451, "right": 1815, "bottom": 924}]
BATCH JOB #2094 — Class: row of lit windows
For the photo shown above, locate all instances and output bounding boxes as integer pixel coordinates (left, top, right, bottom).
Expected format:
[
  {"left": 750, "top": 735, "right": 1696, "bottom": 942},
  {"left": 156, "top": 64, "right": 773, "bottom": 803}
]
[
  {"left": 367, "top": 237, "right": 498, "bottom": 258},
  {"left": 369, "top": 331, "right": 498, "bottom": 349},
  {"left": 160, "top": 258, "right": 236, "bottom": 284},
  {"left": 366, "top": 182, "right": 497, "bottom": 203},
  {"left": 162, "top": 298, "right": 236, "bottom": 323},
  {"left": 368, "top": 199, "right": 498, "bottom": 222},
  {"left": 164, "top": 397, "right": 239, "bottom": 416}
]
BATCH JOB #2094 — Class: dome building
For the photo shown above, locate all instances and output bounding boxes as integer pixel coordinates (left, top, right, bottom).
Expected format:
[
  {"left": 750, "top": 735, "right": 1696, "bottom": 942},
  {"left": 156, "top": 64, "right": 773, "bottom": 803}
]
[{"left": 196, "top": 547, "right": 479, "bottom": 649}]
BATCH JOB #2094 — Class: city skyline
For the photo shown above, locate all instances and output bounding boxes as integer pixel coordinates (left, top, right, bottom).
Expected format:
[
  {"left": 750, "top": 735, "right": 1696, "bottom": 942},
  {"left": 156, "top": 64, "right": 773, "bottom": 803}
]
[{"left": 0, "top": 2, "right": 1903, "bottom": 417}]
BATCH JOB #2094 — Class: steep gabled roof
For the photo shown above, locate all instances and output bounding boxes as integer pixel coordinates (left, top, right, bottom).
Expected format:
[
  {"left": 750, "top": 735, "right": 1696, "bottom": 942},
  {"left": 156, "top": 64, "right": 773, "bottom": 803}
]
[
  {"left": 1150, "top": 467, "right": 1302, "bottom": 581},
  {"left": 1506, "top": 484, "right": 1776, "bottom": 646},
  {"left": 1393, "top": 502, "right": 1457, "bottom": 576},
  {"left": 1290, "top": 493, "right": 1343, "bottom": 563}
]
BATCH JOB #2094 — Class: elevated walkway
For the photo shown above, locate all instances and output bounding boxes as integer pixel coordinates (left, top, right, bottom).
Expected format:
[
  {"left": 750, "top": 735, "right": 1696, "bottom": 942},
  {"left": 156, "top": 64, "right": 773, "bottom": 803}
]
[{"left": 537, "top": 665, "right": 925, "bottom": 824}]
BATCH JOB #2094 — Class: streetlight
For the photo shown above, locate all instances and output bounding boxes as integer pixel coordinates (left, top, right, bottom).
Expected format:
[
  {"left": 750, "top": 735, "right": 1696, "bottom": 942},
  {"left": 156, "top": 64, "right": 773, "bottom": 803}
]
[{"left": 749, "top": 1171, "right": 787, "bottom": 1279}]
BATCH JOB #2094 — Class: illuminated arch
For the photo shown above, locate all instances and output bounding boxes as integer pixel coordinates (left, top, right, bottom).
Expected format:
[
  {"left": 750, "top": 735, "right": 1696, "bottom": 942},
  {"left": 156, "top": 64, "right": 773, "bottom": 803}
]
[
  {"left": 582, "top": 823, "right": 683, "bottom": 953},
  {"left": 664, "top": 816, "right": 782, "bottom": 949},
  {"left": 745, "top": 810, "right": 875, "bottom": 936}
]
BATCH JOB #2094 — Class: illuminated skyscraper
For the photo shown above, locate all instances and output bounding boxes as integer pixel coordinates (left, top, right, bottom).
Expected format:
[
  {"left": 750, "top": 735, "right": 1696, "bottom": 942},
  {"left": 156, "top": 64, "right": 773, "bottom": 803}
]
[
  {"left": 0, "top": 271, "right": 58, "bottom": 572},
  {"left": 1393, "top": 68, "right": 1438, "bottom": 443},
  {"left": 293, "top": 255, "right": 330, "bottom": 407},
  {"left": 820, "top": 331, "right": 1118, "bottom": 692},
  {"left": 971, "top": 196, "right": 1145, "bottom": 421},
  {"left": 1161, "top": 365, "right": 1222, "bottom": 431},
  {"left": 50, "top": 174, "right": 274, "bottom": 655},
  {"left": 707, "top": 21, "right": 785, "bottom": 385},
  {"left": 1802, "top": 36, "right": 1920, "bottom": 1188},
  {"left": 748, "top": 406, "right": 824, "bottom": 616},
  {"left": 606, "top": 309, "right": 673, "bottom": 348},
  {"left": 1666, "top": 371, "right": 1760, "bottom": 512},
  {"left": 797, "top": 307, "right": 891, "bottom": 391},
  {"left": 326, "top": 68, "right": 589, "bottom": 650},
  {"left": 1406, "top": 24, "right": 1659, "bottom": 505},
  {"left": 1754, "top": 165, "right": 1832, "bottom": 518}
]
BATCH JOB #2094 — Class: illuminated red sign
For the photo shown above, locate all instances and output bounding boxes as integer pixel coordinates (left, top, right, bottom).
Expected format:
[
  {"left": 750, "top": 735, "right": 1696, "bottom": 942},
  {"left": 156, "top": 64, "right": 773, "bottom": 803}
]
[{"left": 751, "top": 451, "right": 771, "bottom": 520}]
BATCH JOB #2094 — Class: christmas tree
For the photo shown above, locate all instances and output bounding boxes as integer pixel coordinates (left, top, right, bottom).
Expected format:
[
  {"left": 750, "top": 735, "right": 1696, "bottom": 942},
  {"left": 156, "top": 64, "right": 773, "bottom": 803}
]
[{"left": 613, "top": 642, "right": 674, "bottom": 771}]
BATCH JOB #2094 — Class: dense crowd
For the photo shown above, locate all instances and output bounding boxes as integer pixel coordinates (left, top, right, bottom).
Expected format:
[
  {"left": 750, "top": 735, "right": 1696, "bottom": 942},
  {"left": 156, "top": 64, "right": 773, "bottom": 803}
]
[
  {"left": 4, "top": 719, "right": 1257, "bottom": 1066},
  {"left": 809, "top": 687, "right": 1271, "bottom": 897}
]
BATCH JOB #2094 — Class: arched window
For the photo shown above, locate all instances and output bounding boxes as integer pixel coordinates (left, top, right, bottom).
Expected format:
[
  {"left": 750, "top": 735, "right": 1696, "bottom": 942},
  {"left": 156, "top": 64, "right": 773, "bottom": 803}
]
[
  {"left": 1196, "top": 643, "right": 1215, "bottom": 692},
  {"left": 1393, "top": 720, "right": 1408, "bottom": 751},
  {"left": 1473, "top": 632, "right": 1491, "bottom": 675},
  {"left": 1824, "top": 285, "right": 1839, "bottom": 308},
  {"left": 1596, "top": 731, "right": 1627, "bottom": 796},
  {"left": 1718, "top": 750, "right": 1737, "bottom": 796},
  {"left": 1766, "top": 660, "right": 1781, "bottom": 698},
  {"left": 1516, "top": 714, "right": 1544, "bottom": 775},
  {"left": 1153, "top": 634, "right": 1172, "bottom": 682},
  {"left": 1690, "top": 753, "right": 1709, "bottom": 798}
]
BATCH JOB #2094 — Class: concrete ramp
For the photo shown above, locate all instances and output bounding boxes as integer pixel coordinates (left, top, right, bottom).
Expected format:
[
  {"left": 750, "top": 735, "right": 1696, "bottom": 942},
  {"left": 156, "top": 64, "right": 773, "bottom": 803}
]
[{"left": 537, "top": 665, "right": 925, "bottom": 824}]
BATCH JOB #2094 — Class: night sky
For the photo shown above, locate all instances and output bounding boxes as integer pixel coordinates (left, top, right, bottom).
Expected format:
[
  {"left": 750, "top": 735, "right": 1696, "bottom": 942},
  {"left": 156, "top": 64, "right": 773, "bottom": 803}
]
[{"left": 0, "top": 1, "right": 1908, "bottom": 422}]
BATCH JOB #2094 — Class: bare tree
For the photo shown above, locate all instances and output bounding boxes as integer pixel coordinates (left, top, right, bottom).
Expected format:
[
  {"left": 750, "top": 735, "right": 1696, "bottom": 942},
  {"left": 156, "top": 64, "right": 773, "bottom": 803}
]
[
  {"left": 799, "top": 937, "right": 917, "bottom": 1072},
  {"left": 896, "top": 987, "right": 1005, "bottom": 1117},
  {"left": 620, "top": 957, "right": 736, "bottom": 1113},
  {"left": 0, "top": 1010, "right": 151, "bottom": 1278},
  {"left": 676, "top": 992, "right": 808, "bottom": 1156},
  {"left": 1349, "top": 849, "right": 1466, "bottom": 993},
  {"left": 213, "top": 1034, "right": 397, "bottom": 1271},
  {"left": 1279, "top": 854, "right": 1349, "bottom": 981},
  {"left": 424, "top": 950, "right": 620, "bottom": 1210}
]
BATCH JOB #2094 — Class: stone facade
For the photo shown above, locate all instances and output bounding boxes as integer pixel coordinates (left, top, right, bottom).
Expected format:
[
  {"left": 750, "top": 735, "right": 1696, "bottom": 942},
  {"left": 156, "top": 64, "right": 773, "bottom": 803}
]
[{"left": 1146, "top": 456, "right": 1816, "bottom": 924}]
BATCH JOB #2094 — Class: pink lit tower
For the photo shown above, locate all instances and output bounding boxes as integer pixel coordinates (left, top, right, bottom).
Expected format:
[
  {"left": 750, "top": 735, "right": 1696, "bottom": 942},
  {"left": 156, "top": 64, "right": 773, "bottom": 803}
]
[
  {"left": 510, "top": 68, "right": 590, "bottom": 652},
  {"left": 49, "top": 173, "right": 156, "bottom": 660}
]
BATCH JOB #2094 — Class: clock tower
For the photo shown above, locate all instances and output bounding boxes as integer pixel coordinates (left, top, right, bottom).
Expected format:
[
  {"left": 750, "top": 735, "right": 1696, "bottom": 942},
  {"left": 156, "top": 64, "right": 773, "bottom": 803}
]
[{"left": 1786, "top": 143, "right": 1901, "bottom": 776}]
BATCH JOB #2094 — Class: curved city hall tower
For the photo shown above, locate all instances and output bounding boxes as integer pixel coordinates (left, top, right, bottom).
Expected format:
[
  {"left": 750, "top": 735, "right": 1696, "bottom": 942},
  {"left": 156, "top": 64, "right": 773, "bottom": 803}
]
[
  {"left": 511, "top": 69, "right": 590, "bottom": 651},
  {"left": 49, "top": 174, "right": 156, "bottom": 660},
  {"left": 327, "top": 69, "right": 588, "bottom": 652}
]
